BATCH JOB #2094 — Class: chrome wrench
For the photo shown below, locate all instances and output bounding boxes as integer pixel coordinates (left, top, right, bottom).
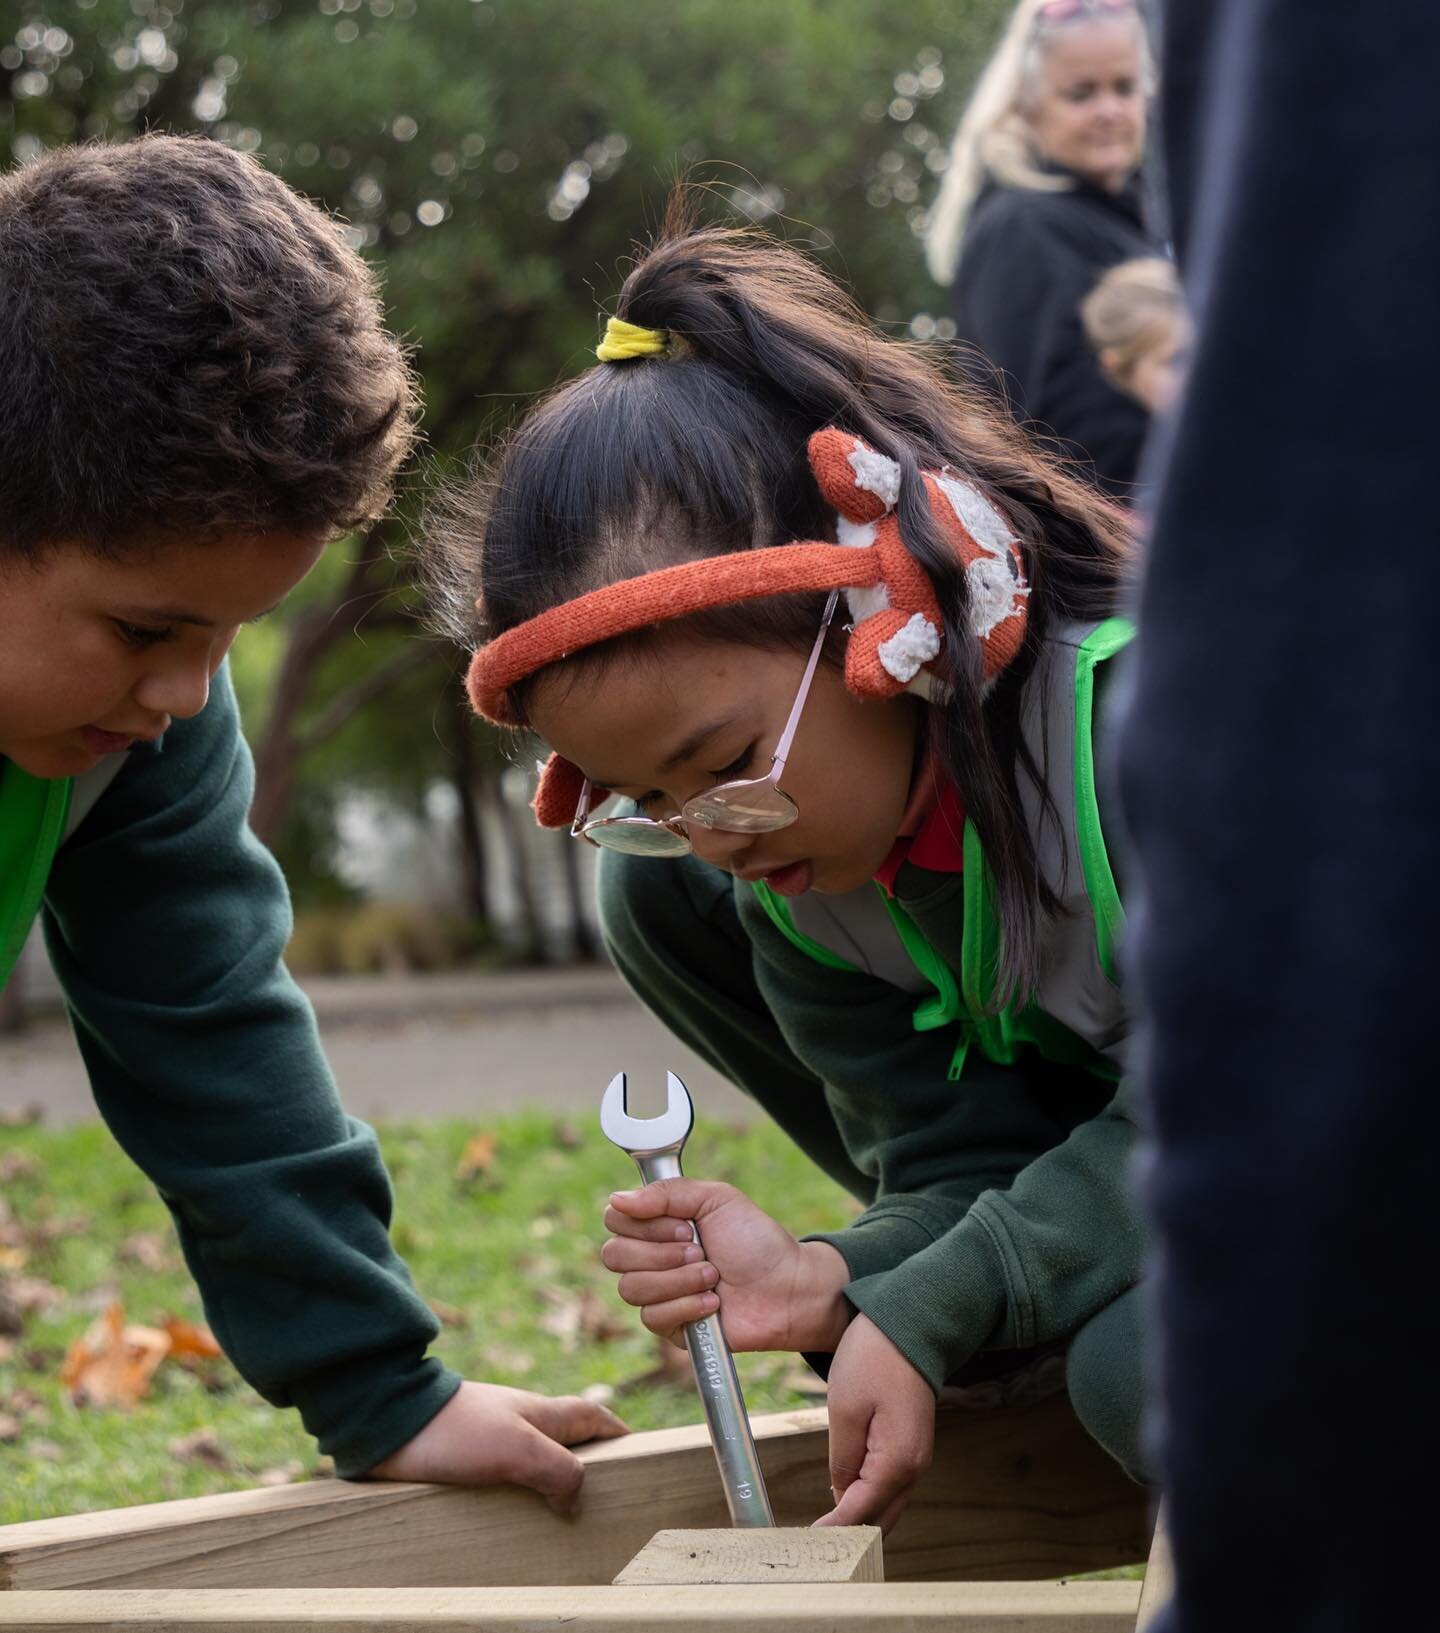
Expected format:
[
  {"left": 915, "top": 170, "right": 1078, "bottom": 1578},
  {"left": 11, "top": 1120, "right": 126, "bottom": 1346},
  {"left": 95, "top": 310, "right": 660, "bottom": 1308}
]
[{"left": 600, "top": 1069, "right": 774, "bottom": 1528}]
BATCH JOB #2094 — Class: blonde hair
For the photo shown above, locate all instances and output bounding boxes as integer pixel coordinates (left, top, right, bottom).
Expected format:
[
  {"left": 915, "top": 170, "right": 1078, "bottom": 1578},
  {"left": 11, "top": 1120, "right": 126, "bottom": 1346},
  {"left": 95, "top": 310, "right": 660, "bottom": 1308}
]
[
  {"left": 1080, "top": 256, "right": 1183, "bottom": 372},
  {"left": 925, "top": 0, "right": 1153, "bottom": 285}
]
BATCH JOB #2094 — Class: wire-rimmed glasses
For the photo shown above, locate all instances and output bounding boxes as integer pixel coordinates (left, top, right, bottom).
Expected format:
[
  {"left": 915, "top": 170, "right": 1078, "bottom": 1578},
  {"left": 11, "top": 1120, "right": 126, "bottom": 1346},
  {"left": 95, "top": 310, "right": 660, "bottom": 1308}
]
[{"left": 570, "top": 590, "right": 840, "bottom": 857}]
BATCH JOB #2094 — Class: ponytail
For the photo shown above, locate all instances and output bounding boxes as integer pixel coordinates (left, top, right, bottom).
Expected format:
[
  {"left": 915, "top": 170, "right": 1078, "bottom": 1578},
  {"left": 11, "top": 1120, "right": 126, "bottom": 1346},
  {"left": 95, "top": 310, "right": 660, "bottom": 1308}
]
[{"left": 425, "top": 197, "right": 1132, "bottom": 1003}]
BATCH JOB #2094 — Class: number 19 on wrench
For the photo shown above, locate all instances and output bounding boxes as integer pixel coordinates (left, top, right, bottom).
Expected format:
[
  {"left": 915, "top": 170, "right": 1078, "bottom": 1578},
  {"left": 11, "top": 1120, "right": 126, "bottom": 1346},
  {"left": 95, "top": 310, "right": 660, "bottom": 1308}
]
[{"left": 600, "top": 1070, "right": 775, "bottom": 1527}]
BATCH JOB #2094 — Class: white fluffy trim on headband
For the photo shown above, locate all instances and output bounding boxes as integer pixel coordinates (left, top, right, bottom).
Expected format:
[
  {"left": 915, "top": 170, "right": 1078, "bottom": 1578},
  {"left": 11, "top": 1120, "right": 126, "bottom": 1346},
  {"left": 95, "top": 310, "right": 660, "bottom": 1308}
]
[
  {"left": 877, "top": 612, "right": 942, "bottom": 682},
  {"left": 846, "top": 444, "right": 902, "bottom": 509}
]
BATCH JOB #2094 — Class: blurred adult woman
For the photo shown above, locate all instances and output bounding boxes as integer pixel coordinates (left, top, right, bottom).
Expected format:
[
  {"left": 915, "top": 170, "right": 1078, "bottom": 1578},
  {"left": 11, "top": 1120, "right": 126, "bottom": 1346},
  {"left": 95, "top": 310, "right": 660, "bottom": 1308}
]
[{"left": 927, "top": 0, "right": 1159, "bottom": 496}]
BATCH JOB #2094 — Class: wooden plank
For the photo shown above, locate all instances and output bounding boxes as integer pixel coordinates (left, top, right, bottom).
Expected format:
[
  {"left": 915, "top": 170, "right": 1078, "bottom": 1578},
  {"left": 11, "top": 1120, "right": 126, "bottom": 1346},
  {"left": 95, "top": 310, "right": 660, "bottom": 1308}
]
[
  {"left": 0, "top": 1393, "right": 1148, "bottom": 1592},
  {"left": 0, "top": 1581, "right": 1143, "bottom": 1630},
  {"left": 1133, "top": 1504, "right": 1172, "bottom": 1632},
  {"left": 613, "top": 1526, "right": 882, "bottom": 1584}
]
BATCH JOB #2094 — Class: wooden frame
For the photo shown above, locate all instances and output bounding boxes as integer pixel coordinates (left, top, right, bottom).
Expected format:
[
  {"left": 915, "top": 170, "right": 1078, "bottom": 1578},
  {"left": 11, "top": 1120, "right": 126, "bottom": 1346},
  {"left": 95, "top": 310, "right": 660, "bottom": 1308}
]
[
  {"left": 0, "top": 1393, "right": 1152, "bottom": 1629},
  {"left": 0, "top": 1581, "right": 1144, "bottom": 1629},
  {"left": 0, "top": 1395, "right": 1147, "bottom": 1592}
]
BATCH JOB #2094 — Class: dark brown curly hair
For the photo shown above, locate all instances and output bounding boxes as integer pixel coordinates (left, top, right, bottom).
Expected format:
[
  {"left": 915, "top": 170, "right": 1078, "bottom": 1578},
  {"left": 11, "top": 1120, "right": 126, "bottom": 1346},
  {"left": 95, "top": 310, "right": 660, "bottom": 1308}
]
[{"left": 0, "top": 134, "right": 418, "bottom": 556}]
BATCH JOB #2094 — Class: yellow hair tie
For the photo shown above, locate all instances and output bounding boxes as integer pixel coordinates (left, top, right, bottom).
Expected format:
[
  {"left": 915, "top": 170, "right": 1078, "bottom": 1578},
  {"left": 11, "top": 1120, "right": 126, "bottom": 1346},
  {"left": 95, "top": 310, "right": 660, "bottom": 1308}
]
[{"left": 596, "top": 316, "right": 670, "bottom": 362}]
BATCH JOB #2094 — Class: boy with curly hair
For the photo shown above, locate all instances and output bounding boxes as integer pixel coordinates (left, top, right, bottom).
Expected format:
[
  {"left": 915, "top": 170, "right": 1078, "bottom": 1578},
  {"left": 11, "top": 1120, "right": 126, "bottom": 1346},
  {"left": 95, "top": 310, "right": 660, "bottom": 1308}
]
[{"left": 0, "top": 135, "right": 623, "bottom": 1499}]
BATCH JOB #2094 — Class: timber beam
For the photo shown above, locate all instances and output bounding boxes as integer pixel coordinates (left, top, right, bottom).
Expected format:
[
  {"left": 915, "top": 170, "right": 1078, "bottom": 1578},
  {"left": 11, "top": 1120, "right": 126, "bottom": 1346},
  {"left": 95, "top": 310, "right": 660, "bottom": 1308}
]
[
  {"left": 0, "top": 1581, "right": 1143, "bottom": 1630},
  {"left": 0, "top": 1394, "right": 1148, "bottom": 1592}
]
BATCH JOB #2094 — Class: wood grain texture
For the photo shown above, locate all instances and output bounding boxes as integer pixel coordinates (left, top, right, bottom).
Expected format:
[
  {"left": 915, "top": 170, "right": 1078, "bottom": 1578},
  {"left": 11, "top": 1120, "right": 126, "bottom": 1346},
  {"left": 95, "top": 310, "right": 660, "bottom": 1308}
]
[
  {"left": 0, "top": 1581, "right": 1143, "bottom": 1630},
  {"left": 613, "top": 1526, "right": 882, "bottom": 1584},
  {"left": 0, "top": 1394, "right": 1148, "bottom": 1592}
]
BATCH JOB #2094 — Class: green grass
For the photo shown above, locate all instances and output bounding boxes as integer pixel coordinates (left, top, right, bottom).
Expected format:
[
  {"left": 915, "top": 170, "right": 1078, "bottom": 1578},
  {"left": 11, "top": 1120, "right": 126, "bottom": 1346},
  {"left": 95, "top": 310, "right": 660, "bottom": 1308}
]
[{"left": 0, "top": 1114, "right": 856, "bottom": 1525}]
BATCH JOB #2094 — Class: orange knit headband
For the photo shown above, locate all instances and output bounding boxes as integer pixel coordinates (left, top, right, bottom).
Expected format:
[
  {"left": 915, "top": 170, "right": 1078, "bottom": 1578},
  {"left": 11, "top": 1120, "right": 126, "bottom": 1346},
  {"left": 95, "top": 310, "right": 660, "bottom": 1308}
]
[{"left": 465, "top": 428, "right": 1030, "bottom": 826}]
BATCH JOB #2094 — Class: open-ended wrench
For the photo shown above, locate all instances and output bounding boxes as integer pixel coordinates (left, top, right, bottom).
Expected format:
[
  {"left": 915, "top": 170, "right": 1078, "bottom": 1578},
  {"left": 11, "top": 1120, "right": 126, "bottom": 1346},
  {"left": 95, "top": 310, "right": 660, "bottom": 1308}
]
[{"left": 600, "top": 1069, "right": 774, "bottom": 1528}]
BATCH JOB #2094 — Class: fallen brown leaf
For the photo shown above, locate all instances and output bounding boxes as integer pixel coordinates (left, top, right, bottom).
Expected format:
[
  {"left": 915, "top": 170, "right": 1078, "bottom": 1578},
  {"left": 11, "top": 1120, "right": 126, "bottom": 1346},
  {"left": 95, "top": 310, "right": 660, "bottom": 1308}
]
[
  {"left": 578, "top": 1288, "right": 629, "bottom": 1344},
  {"left": 60, "top": 1302, "right": 171, "bottom": 1410},
  {"left": 161, "top": 1317, "right": 222, "bottom": 1361},
  {"left": 0, "top": 1413, "right": 20, "bottom": 1443},
  {"left": 537, "top": 1288, "right": 584, "bottom": 1348},
  {"left": 480, "top": 1344, "right": 535, "bottom": 1377},
  {"left": 426, "top": 1299, "right": 468, "bottom": 1329},
  {"left": 0, "top": 1246, "right": 26, "bottom": 1272},
  {"left": 454, "top": 1132, "right": 499, "bottom": 1188},
  {"left": 168, "top": 1427, "right": 228, "bottom": 1468},
  {"left": 119, "top": 1232, "right": 176, "bottom": 1272},
  {"left": 0, "top": 1277, "right": 63, "bottom": 1335},
  {"left": 0, "top": 1151, "right": 41, "bottom": 1183},
  {"left": 256, "top": 1460, "right": 305, "bottom": 1487},
  {"left": 551, "top": 1119, "right": 583, "bottom": 1150},
  {"left": 616, "top": 1334, "right": 697, "bottom": 1395},
  {"left": 0, "top": 1213, "right": 87, "bottom": 1255},
  {"left": 10, "top": 1276, "right": 62, "bottom": 1313},
  {"left": 0, "top": 1337, "right": 13, "bottom": 1362},
  {"left": 0, "top": 1104, "right": 42, "bottom": 1128}
]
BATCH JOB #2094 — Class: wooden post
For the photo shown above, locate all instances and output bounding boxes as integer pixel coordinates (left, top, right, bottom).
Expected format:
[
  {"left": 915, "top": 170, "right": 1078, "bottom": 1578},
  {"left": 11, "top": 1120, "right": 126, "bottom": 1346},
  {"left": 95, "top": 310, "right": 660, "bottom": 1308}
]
[{"left": 614, "top": 1526, "right": 882, "bottom": 1585}]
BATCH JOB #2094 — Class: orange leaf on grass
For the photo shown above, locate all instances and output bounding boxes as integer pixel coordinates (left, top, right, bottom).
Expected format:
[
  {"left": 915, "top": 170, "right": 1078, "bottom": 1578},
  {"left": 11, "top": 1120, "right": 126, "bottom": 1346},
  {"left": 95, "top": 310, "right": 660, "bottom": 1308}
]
[
  {"left": 162, "top": 1317, "right": 222, "bottom": 1361},
  {"left": 454, "top": 1133, "right": 499, "bottom": 1187},
  {"left": 60, "top": 1302, "right": 171, "bottom": 1410}
]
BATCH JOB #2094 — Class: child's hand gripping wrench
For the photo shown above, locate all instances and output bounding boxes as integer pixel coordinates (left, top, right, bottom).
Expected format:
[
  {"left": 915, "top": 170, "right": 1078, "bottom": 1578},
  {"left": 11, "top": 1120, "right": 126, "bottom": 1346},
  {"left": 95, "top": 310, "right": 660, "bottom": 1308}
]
[{"left": 600, "top": 1069, "right": 775, "bottom": 1528}]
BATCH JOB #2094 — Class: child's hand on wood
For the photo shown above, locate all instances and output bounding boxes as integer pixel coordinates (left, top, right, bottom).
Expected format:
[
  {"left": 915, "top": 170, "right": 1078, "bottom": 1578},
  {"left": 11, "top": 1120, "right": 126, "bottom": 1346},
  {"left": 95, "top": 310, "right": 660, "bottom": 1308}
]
[
  {"left": 602, "top": 1179, "right": 852, "bottom": 1354},
  {"left": 365, "top": 1379, "right": 627, "bottom": 1514},
  {"left": 814, "top": 1314, "right": 935, "bottom": 1534}
]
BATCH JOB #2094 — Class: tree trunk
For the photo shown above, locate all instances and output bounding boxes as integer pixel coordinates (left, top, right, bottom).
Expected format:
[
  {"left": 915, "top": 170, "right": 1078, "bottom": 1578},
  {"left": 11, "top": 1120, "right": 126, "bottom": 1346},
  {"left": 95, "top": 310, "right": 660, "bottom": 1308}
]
[
  {"left": 446, "top": 687, "right": 490, "bottom": 925},
  {"left": 487, "top": 774, "right": 546, "bottom": 965},
  {"left": 557, "top": 829, "right": 600, "bottom": 963}
]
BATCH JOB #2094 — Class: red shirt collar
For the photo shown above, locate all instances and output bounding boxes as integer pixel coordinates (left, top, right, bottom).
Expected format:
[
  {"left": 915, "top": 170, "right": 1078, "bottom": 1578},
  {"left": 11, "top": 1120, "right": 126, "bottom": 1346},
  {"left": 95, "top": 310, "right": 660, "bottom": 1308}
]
[{"left": 873, "top": 753, "right": 966, "bottom": 897}]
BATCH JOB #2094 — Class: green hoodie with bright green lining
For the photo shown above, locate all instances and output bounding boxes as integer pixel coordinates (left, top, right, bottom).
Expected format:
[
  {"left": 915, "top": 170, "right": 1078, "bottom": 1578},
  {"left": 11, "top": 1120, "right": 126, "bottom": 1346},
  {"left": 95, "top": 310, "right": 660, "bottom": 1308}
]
[
  {"left": 594, "top": 651, "right": 1143, "bottom": 1407},
  {"left": 1, "top": 664, "right": 460, "bottom": 1476}
]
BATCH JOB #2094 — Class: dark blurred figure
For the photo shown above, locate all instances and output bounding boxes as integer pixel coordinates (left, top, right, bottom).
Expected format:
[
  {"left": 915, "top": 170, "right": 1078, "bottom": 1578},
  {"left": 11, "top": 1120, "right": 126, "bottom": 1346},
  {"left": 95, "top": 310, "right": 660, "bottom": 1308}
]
[
  {"left": 927, "top": 0, "right": 1161, "bottom": 497},
  {"left": 1118, "top": 2, "right": 1440, "bottom": 1628}
]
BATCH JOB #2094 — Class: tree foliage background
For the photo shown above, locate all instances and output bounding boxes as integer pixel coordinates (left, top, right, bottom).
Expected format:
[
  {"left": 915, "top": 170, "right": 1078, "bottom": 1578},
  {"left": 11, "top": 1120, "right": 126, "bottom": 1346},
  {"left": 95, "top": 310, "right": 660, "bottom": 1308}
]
[{"left": 1, "top": 0, "right": 1004, "bottom": 937}]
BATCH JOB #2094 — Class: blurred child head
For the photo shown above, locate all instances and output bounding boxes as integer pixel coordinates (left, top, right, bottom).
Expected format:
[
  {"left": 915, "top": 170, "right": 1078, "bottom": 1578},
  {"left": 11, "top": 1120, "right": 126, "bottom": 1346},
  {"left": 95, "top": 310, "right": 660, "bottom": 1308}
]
[
  {"left": 0, "top": 135, "right": 418, "bottom": 778},
  {"left": 1081, "top": 256, "right": 1188, "bottom": 414},
  {"left": 428, "top": 203, "right": 1133, "bottom": 1001}
]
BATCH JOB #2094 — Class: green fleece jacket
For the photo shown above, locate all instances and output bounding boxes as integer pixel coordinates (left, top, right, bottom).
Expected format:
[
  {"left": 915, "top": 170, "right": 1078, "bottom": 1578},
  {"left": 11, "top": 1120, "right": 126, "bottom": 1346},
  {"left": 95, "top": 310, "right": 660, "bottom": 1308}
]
[
  {"left": 597, "top": 716, "right": 1142, "bottom": 1393},
  {"left": 19, "top": 665, "right": 460, "bottom": 1474}
]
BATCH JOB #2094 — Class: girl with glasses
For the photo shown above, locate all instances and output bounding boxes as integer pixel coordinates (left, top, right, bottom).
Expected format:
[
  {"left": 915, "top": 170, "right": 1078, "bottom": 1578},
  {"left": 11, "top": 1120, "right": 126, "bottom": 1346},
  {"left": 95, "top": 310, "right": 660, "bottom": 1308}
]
[{"left": 427, "top": 207, "right": 1144, "bottom": 1532}]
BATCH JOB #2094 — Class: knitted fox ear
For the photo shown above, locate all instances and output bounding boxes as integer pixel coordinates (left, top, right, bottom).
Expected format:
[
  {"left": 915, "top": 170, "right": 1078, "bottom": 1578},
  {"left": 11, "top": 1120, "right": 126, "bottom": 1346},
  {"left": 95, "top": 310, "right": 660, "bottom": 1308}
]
[
  {"left": 807, "top": 429, "right": 945, "bottom": 700},
  {"left": 808, "top": 428, "right": 901, "bottom": 525},
  {"left": 532, "top": 752, "right": 606, "bottom": 830}
]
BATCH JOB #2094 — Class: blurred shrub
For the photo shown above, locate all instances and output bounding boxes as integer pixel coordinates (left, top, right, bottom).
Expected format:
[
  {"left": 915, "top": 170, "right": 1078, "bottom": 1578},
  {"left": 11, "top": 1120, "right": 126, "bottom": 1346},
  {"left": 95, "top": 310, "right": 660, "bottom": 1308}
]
[{"left": 288, "top": 903, "right": 485, "bottom": 976}]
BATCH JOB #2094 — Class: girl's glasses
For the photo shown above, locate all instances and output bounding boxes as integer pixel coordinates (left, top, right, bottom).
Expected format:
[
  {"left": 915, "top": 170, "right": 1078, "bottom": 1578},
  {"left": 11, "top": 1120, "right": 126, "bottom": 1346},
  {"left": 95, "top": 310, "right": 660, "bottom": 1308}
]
[{"left": 570, "top": 590, "right": 840, "bottom": 858}]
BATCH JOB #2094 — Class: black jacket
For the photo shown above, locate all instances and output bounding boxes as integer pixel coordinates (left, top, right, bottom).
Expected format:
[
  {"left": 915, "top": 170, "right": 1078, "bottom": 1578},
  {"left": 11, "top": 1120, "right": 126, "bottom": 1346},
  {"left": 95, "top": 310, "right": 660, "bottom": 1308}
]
[
  {"left": 1117, "top": 2, "right": 1440, "bottom": 1630},
  {"left": 950, "top": 173, "right": 1158, "bottom": 497}
]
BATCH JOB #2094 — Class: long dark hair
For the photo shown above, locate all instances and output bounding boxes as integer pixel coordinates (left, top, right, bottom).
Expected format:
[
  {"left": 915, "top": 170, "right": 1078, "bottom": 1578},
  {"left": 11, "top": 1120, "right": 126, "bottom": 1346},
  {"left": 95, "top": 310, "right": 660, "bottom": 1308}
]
[{"left": 425, "top": 200, "right": 1132, "bottom": 1004}]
